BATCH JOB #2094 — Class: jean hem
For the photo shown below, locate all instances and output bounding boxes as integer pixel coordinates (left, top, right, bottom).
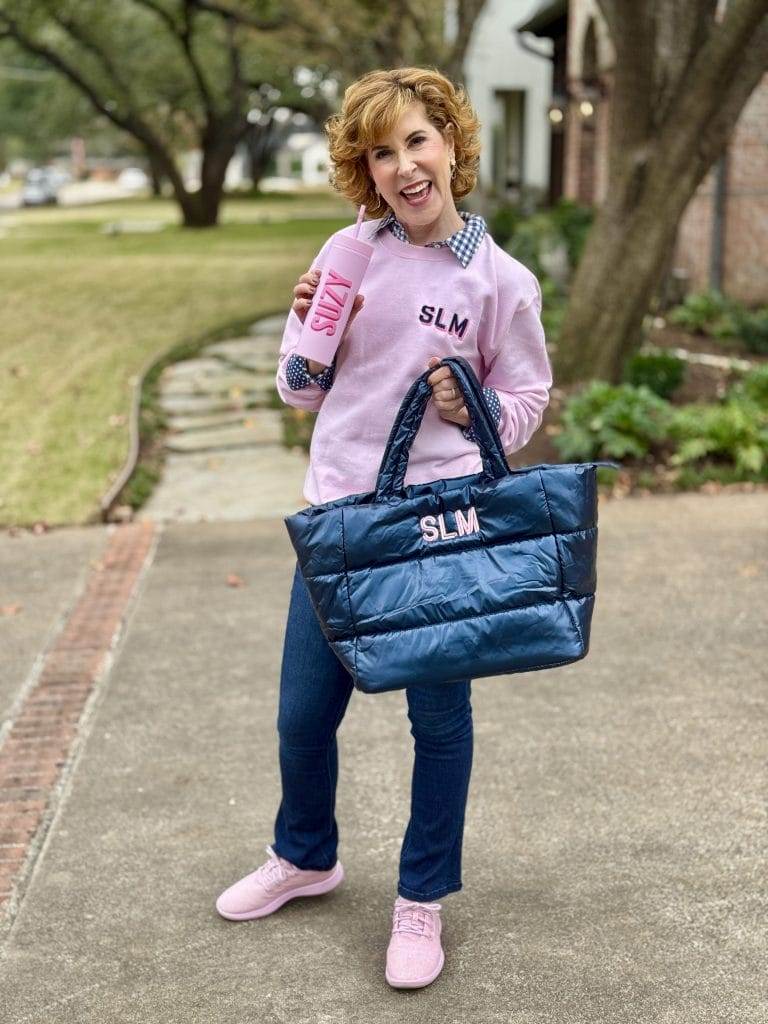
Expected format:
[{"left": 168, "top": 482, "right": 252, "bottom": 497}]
[
  {"left": 271, "top": 844, "right": 338, "bottom": 873},
  {"left": 397, "top": 880, "right": 462, "bottom": 901}
]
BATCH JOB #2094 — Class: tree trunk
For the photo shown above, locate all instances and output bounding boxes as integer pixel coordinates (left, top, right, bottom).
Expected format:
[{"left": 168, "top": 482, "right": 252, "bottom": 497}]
[
  {"left": 155, "top": 132, "right": 237, "bottom": 228},
  {"left": 554, "top": 172, "right": 691, "bottom": 384},
  {"left": 554, "top": 0, "right": 768, "bottom": 385},
  {"left": 147, "top": 151, "right": 165, "bottom": 198},
  {"left": 244, "top": 119, "right": 280, "bottom": 190}
]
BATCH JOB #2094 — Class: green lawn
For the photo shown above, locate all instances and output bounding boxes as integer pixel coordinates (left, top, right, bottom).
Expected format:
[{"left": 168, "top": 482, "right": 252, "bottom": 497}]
[{"left": 0, "top": 193, "right": 351, "bottom": 527}]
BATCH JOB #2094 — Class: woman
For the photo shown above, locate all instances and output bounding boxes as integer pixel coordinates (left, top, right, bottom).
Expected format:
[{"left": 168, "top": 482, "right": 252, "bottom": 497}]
[{"left": 216, "top": 66, "right": 553, "bottom": 990}]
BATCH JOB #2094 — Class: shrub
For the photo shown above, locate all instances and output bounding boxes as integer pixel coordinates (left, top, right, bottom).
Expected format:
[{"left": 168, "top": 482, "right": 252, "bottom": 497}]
[
  {"left": 547, "top": 198, "right": 594, "bottom": 270},
  {"left": 623, "top": 349, "right": 686, "bottom": 400},
  {"left": 727, "top": 363, "right": 768, "bottom": 408},
  {"left": 732, "top": 307, "right": 768, "bottom": 356},
  {"left": 667, "top": 290, "right": 739, "bottom": 337},
  {"left": 540, "top": 276, "right": 567, "bottom": 344},
  {"left": 668, "top": 398, "right": 768, "bottom": 475},
  {"left": 488, "top": 203, "right": 522, "bottom": 249},
  {"left": 504, "top": 216, "right": 548, "bottom": 278},
  {"left": 502, "top": 198, "right": 594, "bottom": 280},
  {"left": 553, "top": 382, "right": 675, "bottom": 461}
]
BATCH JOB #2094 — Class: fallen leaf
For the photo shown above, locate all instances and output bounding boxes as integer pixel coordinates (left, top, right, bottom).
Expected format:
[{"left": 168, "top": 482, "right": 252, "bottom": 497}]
[
  {"left": 1, "top": 603, "right": 22, "bottom": 616},
  {"left": 738, "top": 563, "right": 760, "bottom": 578},
  {"left": 226, "top": 573, "right": 246, "bottom": 588}
]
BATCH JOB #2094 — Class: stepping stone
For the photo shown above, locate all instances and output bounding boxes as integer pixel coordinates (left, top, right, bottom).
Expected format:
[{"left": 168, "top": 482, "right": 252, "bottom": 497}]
[
  {"left": 161, "top": 357, "right": 231, "bottom": 379},
  {"left": 166, "top": 419, "right": 282, "bottom": 452},
  {"left": 217, "top": 351, "right": 279, "bottom": 373},
  {"left": 250, "top": 315, "right": 289, "bottom": 336},
  {"left": 159, "top": 371, "right": 275, "bottom": 397},
  {"left": 159, "top": 391, "right": 272, "bottom": 414},
  {"left": 165, "top": 409, "right": 267, "bottom": 431},
  {"left": 203, "top": 336, "right": 282, "bottom": 362},
  {"left": 140, "top": 446, "right": 309, "bottom": 521}
]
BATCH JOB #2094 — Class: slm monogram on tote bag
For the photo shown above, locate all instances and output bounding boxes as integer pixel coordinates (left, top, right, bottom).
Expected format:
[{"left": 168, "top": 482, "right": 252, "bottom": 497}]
[{"left": 419, "top": 505, "right": 480, "bottom": 543}]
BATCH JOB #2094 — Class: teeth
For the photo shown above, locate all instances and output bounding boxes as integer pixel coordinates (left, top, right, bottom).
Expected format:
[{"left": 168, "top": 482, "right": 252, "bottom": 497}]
[{"left": 402, "top": 182, "right": 429, "bottom": 196}]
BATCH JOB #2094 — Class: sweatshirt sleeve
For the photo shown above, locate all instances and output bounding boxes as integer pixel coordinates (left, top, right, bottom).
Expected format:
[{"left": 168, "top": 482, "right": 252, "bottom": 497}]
[
  {"left": 275, "top": 234, "right": 337, "bottom": 411},
  {"left": 462, "top": 275, "right": 553, "bottom": 454}
]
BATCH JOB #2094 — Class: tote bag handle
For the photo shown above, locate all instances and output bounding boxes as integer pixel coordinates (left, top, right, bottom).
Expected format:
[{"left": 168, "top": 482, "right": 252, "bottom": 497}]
[{"left": 374, "top": 356, "right": 510, "bottom": 501}]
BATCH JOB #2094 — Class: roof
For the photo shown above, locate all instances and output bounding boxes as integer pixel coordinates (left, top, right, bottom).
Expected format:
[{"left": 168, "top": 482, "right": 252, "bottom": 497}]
[{"left": 516, "top": 0, "right": 567, "bottom": 37}]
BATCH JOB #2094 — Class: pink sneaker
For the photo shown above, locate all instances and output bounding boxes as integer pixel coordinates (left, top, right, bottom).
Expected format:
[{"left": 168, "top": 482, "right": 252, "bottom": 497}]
[
  {"left": 385, "top": 895, "right": 445, "bottom": 989},
  {"left": 215, "top": 845, "right": 344, "bottom": 921}
]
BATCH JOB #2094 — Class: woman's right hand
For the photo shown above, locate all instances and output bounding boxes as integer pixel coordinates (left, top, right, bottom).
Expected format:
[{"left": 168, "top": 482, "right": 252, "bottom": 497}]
[{"left": 292, "top": 267, "right": 365, "bottom": 373}]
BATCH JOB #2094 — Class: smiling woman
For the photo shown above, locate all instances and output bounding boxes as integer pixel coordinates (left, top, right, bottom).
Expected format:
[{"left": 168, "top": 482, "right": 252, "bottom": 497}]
[
  {"left": 226, "top": 66, "right": 555, "bottom": 994},
  {"left": 325, "top": 67, "right": 481, "bottom": 246}
]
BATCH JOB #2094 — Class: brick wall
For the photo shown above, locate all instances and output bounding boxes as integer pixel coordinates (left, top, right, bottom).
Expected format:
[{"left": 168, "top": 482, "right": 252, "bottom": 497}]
[
  {"left": 675, "top": 75, "right": 768, "bottom": 304},
  {"left": 564, "top": 1, "right": 768, "bottom": 305}
]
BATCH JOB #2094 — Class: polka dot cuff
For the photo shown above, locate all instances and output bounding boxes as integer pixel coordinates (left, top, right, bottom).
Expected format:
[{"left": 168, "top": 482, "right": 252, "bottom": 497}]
[
  {"left": 285, "top": 353, "right": 335, "bottom": 392},
  {"left": 461, "top": 387, "right": 502, "bottom": 442}
]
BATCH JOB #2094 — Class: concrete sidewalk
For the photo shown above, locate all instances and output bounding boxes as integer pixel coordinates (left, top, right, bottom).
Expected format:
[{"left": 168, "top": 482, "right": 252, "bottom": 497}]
[{"left": 0, "top": 490, "right": 765, "bottom": 1022}]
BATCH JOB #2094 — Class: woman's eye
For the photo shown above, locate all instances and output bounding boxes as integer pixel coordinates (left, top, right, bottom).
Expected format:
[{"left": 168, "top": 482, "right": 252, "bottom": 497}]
[{"left": 374, "top": 137, "right": 425, "bottom": 159}]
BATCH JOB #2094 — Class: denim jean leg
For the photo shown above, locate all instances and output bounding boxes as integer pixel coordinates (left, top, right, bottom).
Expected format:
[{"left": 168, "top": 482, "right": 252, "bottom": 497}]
[
  {"left": 398, "top": 680, "right": 473, "bottom": 901},
  {"left": 272, "top": 563, "right": 354, "bottom": 871}
]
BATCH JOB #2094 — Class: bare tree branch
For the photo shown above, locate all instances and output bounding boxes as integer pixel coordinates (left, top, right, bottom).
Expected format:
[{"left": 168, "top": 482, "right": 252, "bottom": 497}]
[
  {"left": 190, "top": 0, "right": 289, "bottom": 31},
  {"left": 180, "top": 0, "right": 217, "bottom": 120},
  {"left": 50, "top": 12, "right": 136, "bottom": 106}
]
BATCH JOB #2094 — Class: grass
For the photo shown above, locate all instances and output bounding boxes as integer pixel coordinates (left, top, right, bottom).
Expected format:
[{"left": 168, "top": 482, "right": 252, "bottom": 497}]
[{"left": 0, "top": 192, "right": 351, "bottom": 527}]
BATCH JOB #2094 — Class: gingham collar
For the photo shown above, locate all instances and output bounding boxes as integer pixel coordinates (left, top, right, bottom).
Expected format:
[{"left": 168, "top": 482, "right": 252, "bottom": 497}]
[{"left": 373, "top": 209, "right": 487, "bottom": 268}]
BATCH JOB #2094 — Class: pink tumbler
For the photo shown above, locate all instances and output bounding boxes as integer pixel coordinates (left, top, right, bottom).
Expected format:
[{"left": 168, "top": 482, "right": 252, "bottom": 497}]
[{"left": 293, "top": 215, "right": 373, "bottom": 366}]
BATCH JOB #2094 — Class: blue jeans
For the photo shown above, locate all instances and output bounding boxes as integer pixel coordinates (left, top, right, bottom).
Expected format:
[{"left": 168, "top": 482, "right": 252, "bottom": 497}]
[{"left": 272, "top": 562, "right": 473, "bottom": 902}]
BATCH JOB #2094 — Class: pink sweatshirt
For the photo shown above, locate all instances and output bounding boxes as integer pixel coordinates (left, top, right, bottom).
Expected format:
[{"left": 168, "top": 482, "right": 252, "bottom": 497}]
[{"left": 275, "top": 216, "right": 554, "bottom": 506}]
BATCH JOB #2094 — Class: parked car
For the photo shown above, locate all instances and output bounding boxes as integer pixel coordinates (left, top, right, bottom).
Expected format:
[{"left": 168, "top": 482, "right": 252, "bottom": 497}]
[{"left": 20, "top": 168, "right": 60, "bottom": 206}]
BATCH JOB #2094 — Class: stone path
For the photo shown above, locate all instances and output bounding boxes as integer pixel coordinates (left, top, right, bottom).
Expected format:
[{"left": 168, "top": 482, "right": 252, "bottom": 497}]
[{"left": 141, "top": 315, "right": 309, "bottom": 522}]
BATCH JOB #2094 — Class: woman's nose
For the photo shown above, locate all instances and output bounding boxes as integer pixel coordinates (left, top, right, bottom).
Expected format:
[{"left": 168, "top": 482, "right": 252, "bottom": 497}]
[{"left": 397, "top": 151, "right": 416, "bottom": 176}]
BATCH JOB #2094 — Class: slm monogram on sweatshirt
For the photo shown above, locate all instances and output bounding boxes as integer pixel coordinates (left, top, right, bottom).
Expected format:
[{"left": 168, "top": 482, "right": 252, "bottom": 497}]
[
  {"left": 419, "top": 505, "right": 480, "bottom": 543},
  {"left": 418, "top": 305, "right": 470, "bottom": 340}
]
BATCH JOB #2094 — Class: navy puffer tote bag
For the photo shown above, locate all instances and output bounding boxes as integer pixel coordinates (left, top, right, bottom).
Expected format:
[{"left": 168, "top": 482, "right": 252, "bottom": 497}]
[{"left": 284, "top": 356, "right": 619, "bottom": 694}]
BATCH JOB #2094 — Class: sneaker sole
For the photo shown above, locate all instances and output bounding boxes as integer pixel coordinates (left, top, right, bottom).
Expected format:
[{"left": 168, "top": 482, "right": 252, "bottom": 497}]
[
  {"left": 216, "top": 861, "right": 344, "bottom": 921},
  {"left": 385, "top": 948, "right": 445, "bottom": 989}
]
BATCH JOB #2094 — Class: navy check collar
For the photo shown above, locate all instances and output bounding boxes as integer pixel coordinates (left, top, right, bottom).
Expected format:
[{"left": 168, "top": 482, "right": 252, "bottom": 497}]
[{"left": 373, "top": 209, "right": 487, "bottom": 268}]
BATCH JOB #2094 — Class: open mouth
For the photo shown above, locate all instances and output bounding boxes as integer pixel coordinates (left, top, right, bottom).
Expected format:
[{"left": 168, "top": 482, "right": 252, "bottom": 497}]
[{"left": 400, "top": 181, "right": 432, "bottom": 206}]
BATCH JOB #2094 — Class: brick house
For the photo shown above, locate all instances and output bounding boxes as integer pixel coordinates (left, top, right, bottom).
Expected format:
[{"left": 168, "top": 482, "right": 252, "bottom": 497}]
[{"left": 517, "top": 0, "right": 768, "bottom": 305}]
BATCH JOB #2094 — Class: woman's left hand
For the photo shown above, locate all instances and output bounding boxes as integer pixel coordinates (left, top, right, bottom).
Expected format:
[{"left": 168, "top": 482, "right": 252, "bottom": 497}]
[{"left": 426, "top": 356, "right": 470, "bottom": 428}]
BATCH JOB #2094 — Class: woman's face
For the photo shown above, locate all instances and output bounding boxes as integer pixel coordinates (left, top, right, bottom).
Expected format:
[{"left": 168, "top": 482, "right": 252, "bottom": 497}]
[{"left": 366, "top": 101, "right": 457, "bottom": 232}]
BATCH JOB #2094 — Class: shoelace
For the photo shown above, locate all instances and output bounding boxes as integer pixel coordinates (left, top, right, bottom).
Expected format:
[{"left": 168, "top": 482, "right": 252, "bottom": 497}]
[
  {"left": 392, "top": 900, "right": 441, "bottom": 938},
  {"left": 257, "top": 845, "right": 299, "bottom": 890}
]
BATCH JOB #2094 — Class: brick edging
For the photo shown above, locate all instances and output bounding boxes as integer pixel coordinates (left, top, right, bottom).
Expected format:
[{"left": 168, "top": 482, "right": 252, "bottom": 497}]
[{"left": 0, "top": 520, "right": 157, "bottom": 923}]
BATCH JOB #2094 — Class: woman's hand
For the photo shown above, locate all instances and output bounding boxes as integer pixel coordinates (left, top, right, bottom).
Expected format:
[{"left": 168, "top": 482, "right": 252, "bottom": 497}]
[
  {"left": 292, "top": 267, "right": 365, "bottom": 374},
  {"left": 426, "top": 356, "right": 470, "bottom": 428}
]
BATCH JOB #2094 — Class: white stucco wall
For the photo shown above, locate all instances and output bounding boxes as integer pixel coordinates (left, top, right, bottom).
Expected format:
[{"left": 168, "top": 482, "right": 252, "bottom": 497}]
[{"left": 462, "top": 0, "right": 554, "bottom": 192}]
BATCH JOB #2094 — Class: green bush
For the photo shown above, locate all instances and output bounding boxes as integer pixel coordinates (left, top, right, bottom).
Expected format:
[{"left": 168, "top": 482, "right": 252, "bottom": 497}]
[
  {"left": 623, "top": 349, "right": 686, "bottom": 400},
  {"left": 499, "top": 198, "right": 594, "bottom": 279},
  {"left": 547, "top": 198, "right": 594, "bottom": 270},
  {"left": 667, "top": 290, "right": 739, "bottom": 337},
  {"left": 553, "top": 382, "right": 675, "bottom": 461},
  {"left": 504, "top": 216, "right": 549, "bottom": 278},
  {"left": 488, "top": 203, "right": 522, "bottom": 249},
  {"left": 540, "top": 276, "right": 567, "bottom": 344},
  {"left": 732, "top": 307, "right": 768, "bottom": 356},
  {"left": 668, "top": 398, "right": 768, "bottom": 476},
  {"left": 727, "top": 363, "right": 768, "bottom": 408}
]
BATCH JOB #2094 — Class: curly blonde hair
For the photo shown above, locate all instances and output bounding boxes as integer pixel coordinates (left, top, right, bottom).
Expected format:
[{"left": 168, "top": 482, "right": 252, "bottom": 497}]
[{"left": 325, "top": 67, "right": 481, "bottom": 220}]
